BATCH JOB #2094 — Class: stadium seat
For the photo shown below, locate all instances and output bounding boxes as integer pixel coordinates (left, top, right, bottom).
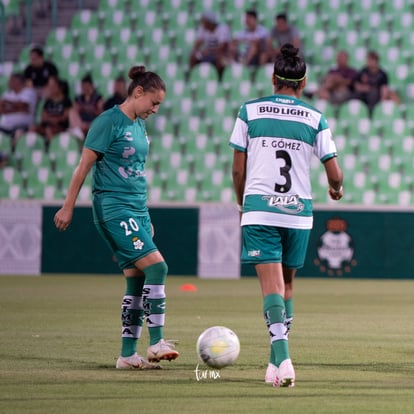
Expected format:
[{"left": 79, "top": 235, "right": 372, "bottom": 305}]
[
  {"left": 116, "top": 44, "right": 145, "bottom": 67},
  {"left": 45, "top": 27, "right": 74, "bottom": 57},
  {"left": 337, "top": 99, "right": 370, "bottom": 130},
  {"left": 56, "top": 150, "right": 81, "bottom": 197},
  {"left": 98, "top": 8, "right": 130, "bottom": 29},
  {"left": 0, "top": 131, "right": 12, "bottom": 154},
  {"left": 189, "top": 62, "right": 219, "bottom": 84},
  {"left": 0, "top": 166, "right": 23, "bottom": 200},
  {"left": 99, "top": 0, "right": 130, "bottom": 10},
  {"left": 25, "top": 166, "right": 58, "bottom": 200},
  {"left": 48, "top": 132, "right": 80, "bottom": 171},
  {"left": 14, "top": 132, "right": 46, "bottom": 171},
  {"left": 343, "top": 170, "right": 367, "bottom": 204},
  {"left": 71, "top": 9, "right": 99, "bottom": 31}
]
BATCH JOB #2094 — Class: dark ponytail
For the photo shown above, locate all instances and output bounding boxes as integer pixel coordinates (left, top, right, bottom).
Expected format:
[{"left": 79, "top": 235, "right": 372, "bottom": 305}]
[
  {"left": 273, "top": 44, "right": 306, "bottom": 91},
  {"left": 127, "top": 66, "right": 166, "bottom": 96}
]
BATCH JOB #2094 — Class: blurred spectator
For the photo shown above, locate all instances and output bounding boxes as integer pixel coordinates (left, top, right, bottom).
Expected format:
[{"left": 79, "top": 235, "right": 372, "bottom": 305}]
[
  {"left": 230, "top": 10, "right": 268, "bottom": 67},
  {"left": 353, "top": 51, "right": 400, "bottom": 116},
  {"left": 260, "top": 13, "right": 302, "bottom": 65},
  {"left": 188, "top": 11, "right": 231, "bottom": 81},
  {"left": 0, "top": 72, "right": 37, "bottom": 146},
  {"left": 30, "top": 75, "right": 72, "bottom": 145},
  {"left": 0, "top": 151, "right": 8, "bottom": 168},
  {"left": 103, "top": 75, "right": 127, "bottom": 111},
  {"left": 23, "top": 46, "right": 58, "bottom": 100},
  {"left": 316, "top": 51, "right": 358, "bottom": 104},
  {"left": 69, "top": 74, "right": 104, "bottom": 140}
]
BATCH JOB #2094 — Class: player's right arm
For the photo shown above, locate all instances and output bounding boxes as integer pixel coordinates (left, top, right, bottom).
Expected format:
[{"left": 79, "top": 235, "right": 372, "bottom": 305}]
[
  {"left": 54, "top": 148, "right": 98, "bottom": 231},
  {"left": 232, "top": 149, "right": 247, "bottom": 208}
]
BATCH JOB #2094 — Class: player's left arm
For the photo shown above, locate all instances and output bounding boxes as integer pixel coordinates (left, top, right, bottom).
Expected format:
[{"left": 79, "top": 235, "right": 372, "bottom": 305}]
[{"left": 323, "top": 156, "right": 343, "bottom": 201}]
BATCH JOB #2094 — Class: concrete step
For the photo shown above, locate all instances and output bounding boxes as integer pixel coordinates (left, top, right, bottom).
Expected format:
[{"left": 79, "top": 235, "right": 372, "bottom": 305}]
[{"left": 4, "top": 0, "right": 99, "bottom": 63}]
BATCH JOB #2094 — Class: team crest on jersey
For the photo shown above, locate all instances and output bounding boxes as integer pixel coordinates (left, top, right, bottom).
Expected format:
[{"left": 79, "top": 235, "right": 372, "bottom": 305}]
[
  {"left": 132, "top": 236, "right": 144, "bottom": 250},
  {"left": 124, "top": 131, "right": 133, "bottom": 141},
  {"left": 262, "top": 194, "right": 304, "bottom": 214},
  {"left": 314, "top": 217, "right": 357, "bottom": 276}
]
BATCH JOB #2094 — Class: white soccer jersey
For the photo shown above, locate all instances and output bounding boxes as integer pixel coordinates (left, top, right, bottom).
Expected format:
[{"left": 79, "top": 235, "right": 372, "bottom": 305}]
[{"left": 229, "top": 94, "right": 337, "bottom": 229}]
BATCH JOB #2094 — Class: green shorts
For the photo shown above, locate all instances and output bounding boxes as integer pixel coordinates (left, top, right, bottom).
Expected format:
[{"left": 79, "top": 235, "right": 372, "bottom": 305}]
[
  {"left": 93, "top": 210, "right": 158, "bottom": 270},
  {"left": 241, "top": 225, "right": 311, "bottom": 269}
]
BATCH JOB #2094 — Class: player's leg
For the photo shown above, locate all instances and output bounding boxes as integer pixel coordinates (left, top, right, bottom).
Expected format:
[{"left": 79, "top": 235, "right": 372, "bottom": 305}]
[
  {"left": 256, "top": 262, "right": 288, "bottom": 361},
  {"left": 256, "top": 262, "right": 295, "bottom": 387},
  {"left": 116, "top": 267, "right": 159, "bottom": 369},
  {"left": 281, "top": 228, "right": 311, "bottom": 336},
  {"left": 283, "top": 266, "right": 296, "bottom": 335},
  {"left": 241, "top": 225, "right": 294, "bottom": 386},
  {"left": 130, "top": 215, "right": 179, "bottom": 363},
  {"left": 94, "top": 211, "right": 175, "bottom": 368},
  {"left": 120, "top": 268, "right": 145, "bottom": 358},
  {"left": 132, "top": 251, "right": 178, "bottom": 362}
]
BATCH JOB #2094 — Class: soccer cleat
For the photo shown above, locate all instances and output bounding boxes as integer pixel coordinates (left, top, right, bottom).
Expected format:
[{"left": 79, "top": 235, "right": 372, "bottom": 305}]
[
  {"left": 265, "top": 362, "right": 278, "bottom": 383},
  {"left": 273, "top": 359, "right": 295, "bottom": 388},
  {"left": 116, "top": 353, "right": 161, "bottom": 369},
  {"left": 147, "top": 339, "right": 180, "bottom": 362}
]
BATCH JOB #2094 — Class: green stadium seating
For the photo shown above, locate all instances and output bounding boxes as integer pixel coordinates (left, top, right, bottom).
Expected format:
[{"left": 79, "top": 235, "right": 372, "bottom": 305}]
[
  {"left": 99, "top": 0, "right": 130, "bottom": 10},
  {"left": 71, "top": 9, "right": 99, "bottom": 31},
  {"left": 7, "top": 0, "right": 414, "bottom": 204},
  {"left": 25, "top": 165, "right": 58, "bottom": 200},
  {"left": 99, "top": 8, "right": 130, "bottom": 29},
  {"left": 0, "top": 165, "right": 24, "bottom": 200},
  {"left": 0, "top": 131, "right": 12, "bottom": 154},
  {"left": 14, "top": 132, "right": 46, "bottom": 170}
]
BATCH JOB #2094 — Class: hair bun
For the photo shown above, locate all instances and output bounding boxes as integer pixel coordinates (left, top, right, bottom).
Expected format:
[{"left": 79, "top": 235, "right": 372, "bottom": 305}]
[
  {"left": 128, "top": 65, "right": 146, "bottom": 80},
  {"left": 280, "top": 43, "right": 299, "bottom": 58}
]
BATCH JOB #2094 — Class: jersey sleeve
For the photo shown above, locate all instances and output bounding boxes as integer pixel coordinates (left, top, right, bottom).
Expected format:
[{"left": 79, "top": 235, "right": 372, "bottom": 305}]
[
  {"left": 313, "top": 115, "right": 338, "bottom": 162},
  {"left": 84, "top": 112, "right": 114, "bottom": 154},
  {"left": 229, "top": 104, "right": 248, "bottom": 152}
]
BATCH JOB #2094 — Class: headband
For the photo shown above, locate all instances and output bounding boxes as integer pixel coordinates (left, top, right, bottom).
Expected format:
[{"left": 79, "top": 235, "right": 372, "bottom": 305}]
[{"left": 275, "top": 73, "right": 306, "bottom": 82}]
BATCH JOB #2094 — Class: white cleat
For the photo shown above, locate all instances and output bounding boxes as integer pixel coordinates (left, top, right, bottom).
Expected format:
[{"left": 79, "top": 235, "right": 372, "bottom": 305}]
[
  {"left": 273, "top": 359, "right": 295, "bottom": 388},
  {"left": 265, "top": 362, "right": 278, "bottom": 383},
  {"left": 147, "top": 339, "right": 180, "bottom": 362},
  {"left": 116, "top": 353, "right": 161, "bottom": 369}
]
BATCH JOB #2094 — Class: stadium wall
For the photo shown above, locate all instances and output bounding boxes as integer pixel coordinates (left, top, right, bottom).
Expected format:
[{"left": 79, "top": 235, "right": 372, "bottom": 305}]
[{"left": 1, "top": 202, "right": 414, "bottom": 279}]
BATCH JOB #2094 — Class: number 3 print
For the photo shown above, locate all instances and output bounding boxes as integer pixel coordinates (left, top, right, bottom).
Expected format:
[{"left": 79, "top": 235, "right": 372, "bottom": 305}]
[{"left": 275, "top": 150, "right": 292, "bottom": 193}]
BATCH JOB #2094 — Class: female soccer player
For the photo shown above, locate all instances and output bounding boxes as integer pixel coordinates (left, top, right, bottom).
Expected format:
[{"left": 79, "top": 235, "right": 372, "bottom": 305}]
[
  {"left": 54, "top": 66, "right": 179, "bottom": 369},
  {"left": 229, "top": 44, "right": 343, "bottom": 387}
]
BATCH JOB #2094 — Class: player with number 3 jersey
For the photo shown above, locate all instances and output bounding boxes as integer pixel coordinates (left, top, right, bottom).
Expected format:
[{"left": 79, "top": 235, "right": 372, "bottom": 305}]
[{"left": 230, "top": 44, "right": 343, "bottom": 387}]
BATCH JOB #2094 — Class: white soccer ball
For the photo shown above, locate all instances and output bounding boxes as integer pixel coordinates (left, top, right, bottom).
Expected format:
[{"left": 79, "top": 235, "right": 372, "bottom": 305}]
[{"left": 196, "top": 326, "right": 240, "bottom": 369}]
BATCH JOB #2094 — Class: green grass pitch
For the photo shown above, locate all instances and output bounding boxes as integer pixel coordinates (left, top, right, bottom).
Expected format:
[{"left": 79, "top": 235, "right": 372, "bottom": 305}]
[{"left": 0, "top": 275, "right": 413, "bottom": 414}]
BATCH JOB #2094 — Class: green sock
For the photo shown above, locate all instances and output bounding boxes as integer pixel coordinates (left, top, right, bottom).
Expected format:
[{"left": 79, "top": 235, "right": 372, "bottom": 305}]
[
  {"left": 264, "top": 293, "right": 290, "bottom": 367},
  {"left": 284, "top": 297, "right": 293, "bottom": 333},
  {"left": 121, "top": 277, "right": 145, "bottom": 357},
  {"left": 143, "top": 262, "right": 168, "bottom": 346}
]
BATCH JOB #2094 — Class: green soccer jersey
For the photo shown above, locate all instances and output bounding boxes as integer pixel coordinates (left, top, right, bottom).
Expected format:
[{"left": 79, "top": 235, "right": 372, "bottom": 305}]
[{"left": 85, "top": 105, "right": 149, "bottom": 215}]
